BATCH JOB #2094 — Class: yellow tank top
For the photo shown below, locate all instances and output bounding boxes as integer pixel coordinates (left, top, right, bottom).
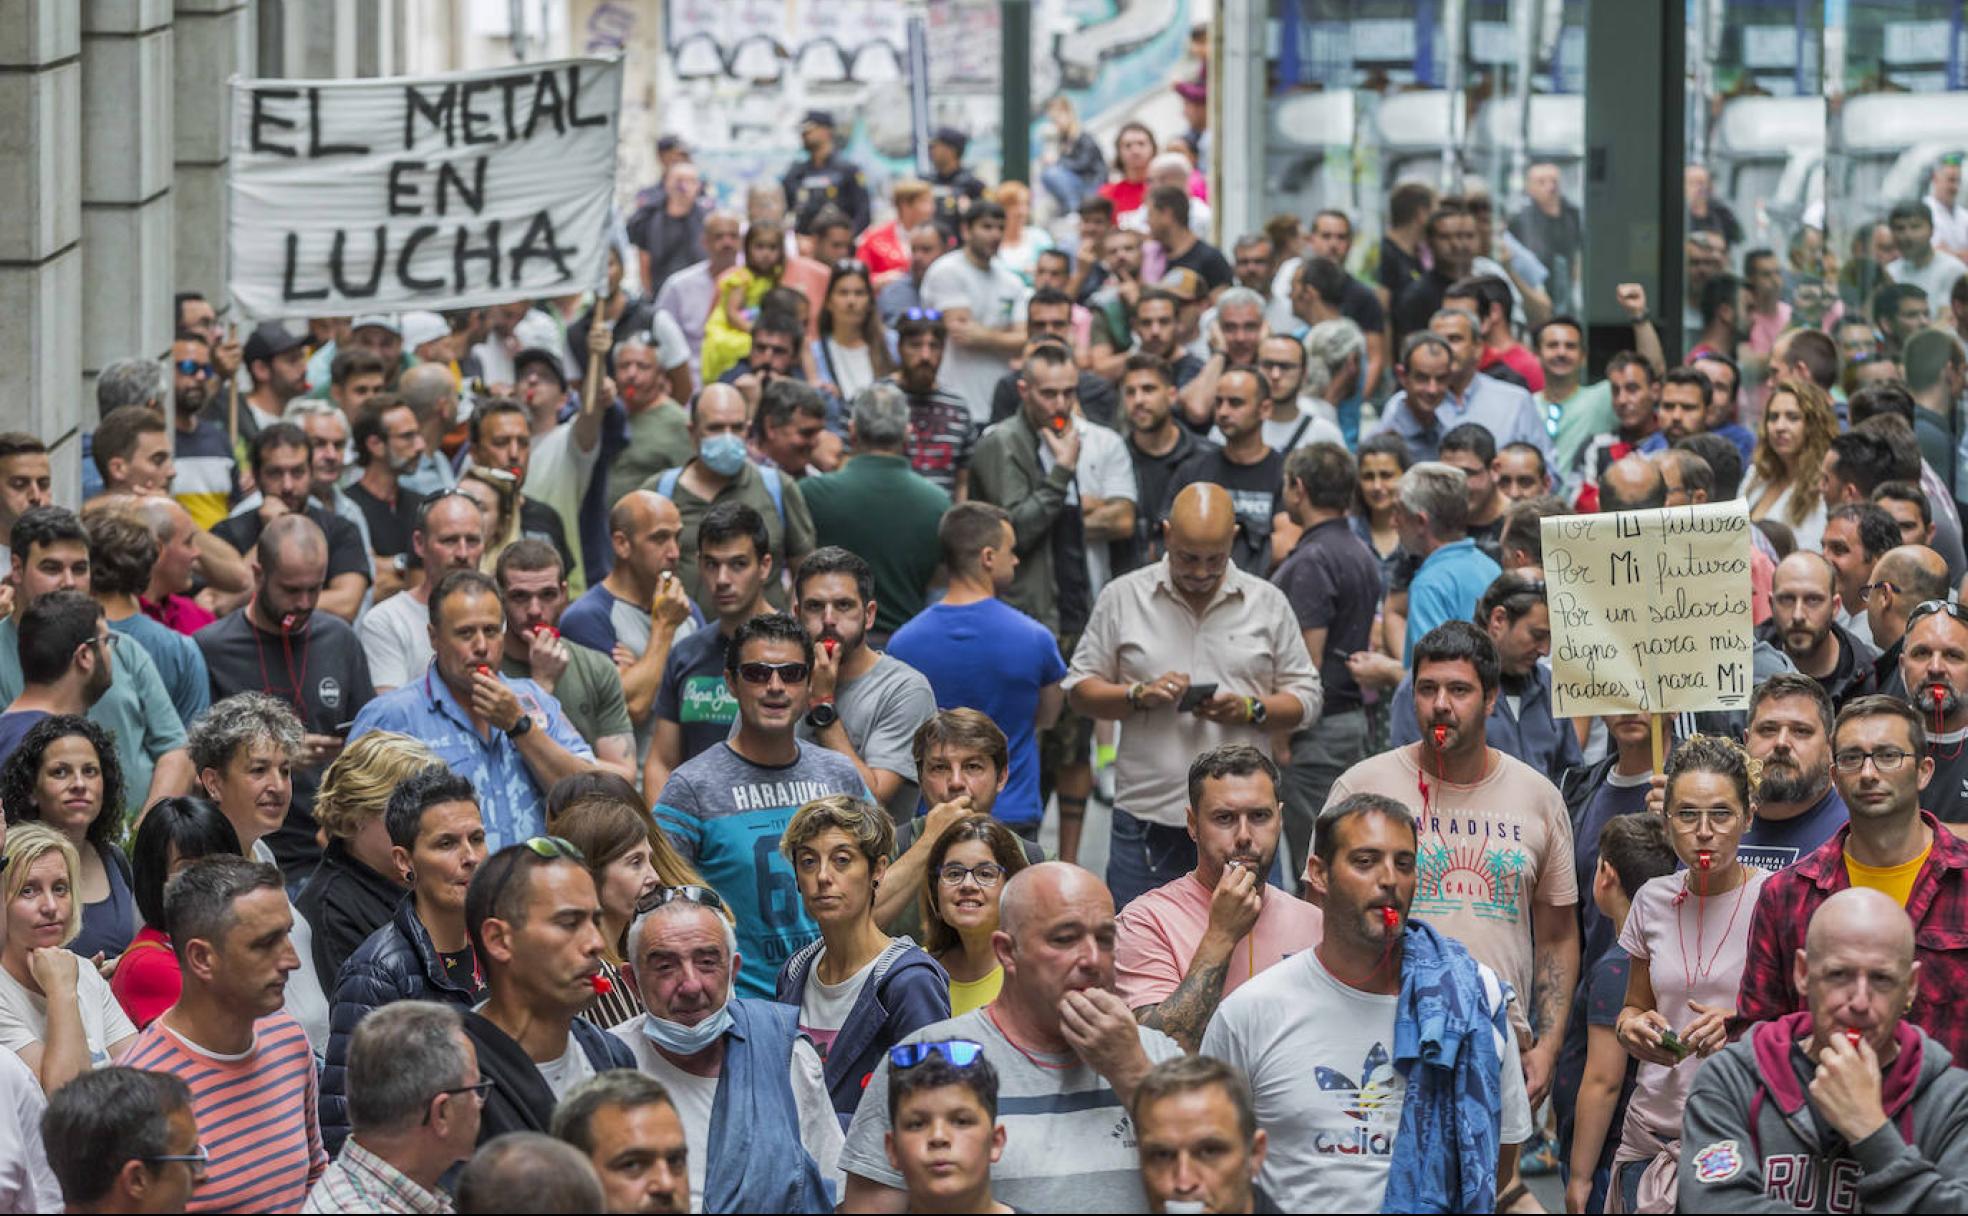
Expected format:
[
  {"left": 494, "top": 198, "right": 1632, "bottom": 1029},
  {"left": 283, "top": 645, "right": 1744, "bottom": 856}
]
[
  {"left": 948, "top": 967, "right": 1004, "bottom": 1016},
  {"left": 1844, "top": 845, "right": 1930, "bottom": 907}
]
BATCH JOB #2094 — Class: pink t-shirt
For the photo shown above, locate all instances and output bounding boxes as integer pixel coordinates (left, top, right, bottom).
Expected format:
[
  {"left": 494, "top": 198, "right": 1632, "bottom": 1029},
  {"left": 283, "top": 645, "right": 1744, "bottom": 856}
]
[
  {"left": 1305, "top": 746, "right": 1579, "bottom": 1033},
  {"left": 1115, "top": 873, "right": 1324, "bottom": 1011},
  {"left": 1616, "top": 865, "right": 1770, "bottom": 1147}
]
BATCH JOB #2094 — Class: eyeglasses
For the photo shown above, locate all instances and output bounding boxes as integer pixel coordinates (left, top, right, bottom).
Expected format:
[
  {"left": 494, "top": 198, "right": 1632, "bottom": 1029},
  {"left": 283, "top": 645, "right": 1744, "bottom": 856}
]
[
  {"left": 1671, "top": 808, "right": 1742, "bottom": 829},
  {"left": 427, "top": 1078, "right": 495, "bottom": 1122},
  {"left": 143, "top": 1144, "right": 209, "bottom": 1169},
  {"left": 174, "top": 359, "right": 214, "bottom": 378},
  {"left": 1833, "top": 748, "right": 1914, "bottom": 773},
  {"left": 1906, "top": 599, "right": 1968, "bottom": 631},
  {"left": 833, "top": 258, "right": 869, "bottom": 274},
  {"left": 937, "top": 862, "right": 1006, "bottom": 888},
  {"left": 901, "top": 308, "right": 944, "bottom": 323},
  {"left": 636, "top": 884, "right": 728, "bottom": 916},
  {"left": 736, "top": 660, "right": 810, "bottom": 686},
  {"left": 889, "top": 1039, "right": 986, "bottom": 1069},
  {"left": 1860, "top": 581, "right": 1901, "bottom": 603}
]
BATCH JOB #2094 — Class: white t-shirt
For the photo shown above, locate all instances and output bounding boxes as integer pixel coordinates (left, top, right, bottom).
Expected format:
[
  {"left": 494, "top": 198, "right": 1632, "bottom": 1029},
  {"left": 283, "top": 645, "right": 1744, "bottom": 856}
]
[
  {"left": 920, "top": 251, "right": 1030, "bottom": 425},
  {"left": 796, "top": 951, "right": 880, "bottom": 1062},
  {"left": 1202, "top": 946, "right": 1532, "bottom": 1214},
  {"left": 819, "top": 340, "right": 877, "bottom": 403},
  {"left": 0, "top": 953, "right": 137, "bottom": 1068},
  {"left": 1037, "top": 417, "right": 1138, "bottom": 596},
  {"left": 1927, "top": 194, "right": 1968, "bottom": 252},
  {"left": 0, "top": 1047, "right": 58, "bottom": 1213},
  {"left": 649, "top": 309, "right": 691, "bottom": 371},
  {"left": 254, "top": 840, "right": 330, "bottom": 1054},
  {"left": 537, "top": 1037, "right": 598, "bottom": 1102},
  {"left": 1887, "top": 250, "right": 1968, "bottom": 311},
  {"left": 356, "top": 591, "right": 431, "bottom": 690},
  {"left": 612, "top": 1012, "right": 844, "bottom": 1213}
]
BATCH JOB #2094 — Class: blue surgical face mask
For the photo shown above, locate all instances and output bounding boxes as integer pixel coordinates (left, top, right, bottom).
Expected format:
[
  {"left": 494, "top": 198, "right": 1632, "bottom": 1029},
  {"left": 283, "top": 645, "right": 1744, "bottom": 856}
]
[
  {"left": 640, "top": 1001, "right": 734, "bottom": 1055},
  {"left": 700, "top": 432, "right": 749, "bottom": 477}
]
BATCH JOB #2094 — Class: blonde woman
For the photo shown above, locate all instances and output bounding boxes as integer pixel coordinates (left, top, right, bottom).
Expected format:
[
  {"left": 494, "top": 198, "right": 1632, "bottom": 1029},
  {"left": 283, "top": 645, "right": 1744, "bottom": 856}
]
[
  {"left": 1041, "top": 95, "right": 1108, "bottom": 216},
  {"left": 0, "top": 824, "right": 139, "bottom": 1094},
  {"left": 1744, "top": 377, "right": 1837, "bottom": 550},
  {"left": 555, "top": 794, "right": 708, "bottom": 1028},
  {"left": 296, "top": 731, "right": 437, "bottom": 984},
  {"left": 993, "top": 181, "right": 1055, "bottom": 285}
]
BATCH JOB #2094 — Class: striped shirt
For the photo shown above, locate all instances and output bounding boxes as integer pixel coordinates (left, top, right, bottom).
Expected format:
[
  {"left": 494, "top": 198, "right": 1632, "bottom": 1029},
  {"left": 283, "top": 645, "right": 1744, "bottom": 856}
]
[
  {"left": 173, "top": 418, "right": 238, "bottom": 531},
  {"left": 123, "top": 1012, "right": 326, "bottom": 1213}
]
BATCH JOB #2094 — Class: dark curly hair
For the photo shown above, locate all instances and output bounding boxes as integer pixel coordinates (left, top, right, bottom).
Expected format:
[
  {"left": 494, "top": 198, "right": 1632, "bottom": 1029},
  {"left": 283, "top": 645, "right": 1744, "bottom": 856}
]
[{"left": 0, "top": 714, "right": 127, "bottom": 852}]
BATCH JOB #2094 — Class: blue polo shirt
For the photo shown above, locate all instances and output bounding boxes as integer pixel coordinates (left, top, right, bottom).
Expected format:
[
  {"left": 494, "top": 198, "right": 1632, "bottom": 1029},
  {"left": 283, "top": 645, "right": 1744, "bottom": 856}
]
[
  {"left": 1404, "top": 538, "right": 1501, "bottom": 660},
  {"left": 346, "top": 662, "right": 594, "bottom": 849},
  {"left": 1376, "top": 373, "right": 1554, "bottom": 463}
]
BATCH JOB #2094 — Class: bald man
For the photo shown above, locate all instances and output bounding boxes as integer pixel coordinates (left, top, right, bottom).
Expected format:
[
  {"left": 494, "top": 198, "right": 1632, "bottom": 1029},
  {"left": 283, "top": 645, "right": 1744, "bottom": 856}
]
[
  {"left": 1683, "top": 887, "right": 1968, "bottom": 1211},
  {"left": 358, "top": 493, "right": 488, "bottom": 691},
  {"left": 1866, "top": 544, "right": 1950, "bottom": 695},
  {"left": 397, "top": 362, "right": 464, "bottom": 497},
  {"left": 1757, "top": 551, "right": 1880, "bottom": 712},
  {"left": 560, "top": 490, "right": 702, "bottom": 734},
  {"left": 1066, "top": 483, "right": 1322, "bottom": 905},
  {"left": 1599, "top": 453, "right": 1668, "bottom": 513},
  {"left": 840, "top": 863, "right": 1186, "bottom": 1214}
]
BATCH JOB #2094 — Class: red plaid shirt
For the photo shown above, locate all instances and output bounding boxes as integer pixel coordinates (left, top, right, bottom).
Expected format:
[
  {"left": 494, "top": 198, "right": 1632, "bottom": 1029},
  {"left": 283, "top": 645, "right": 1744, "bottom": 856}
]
[{"left": 1734, "top": 811, "right": 1968, "bottom": 1067}]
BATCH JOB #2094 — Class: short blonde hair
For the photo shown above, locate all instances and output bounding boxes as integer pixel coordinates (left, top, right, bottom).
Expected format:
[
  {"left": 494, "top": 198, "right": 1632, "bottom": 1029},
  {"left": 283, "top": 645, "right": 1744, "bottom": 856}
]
[
  {"left": 3, "top": 824, "right": 82, "bottom": 947},
  {"left": 891, "top": 178, "right": 932, "bottom": 208},
  {"left": 313, "top": 732, "right": 437, "bottom": 840},
  {"left": 994, "top": 180, "right": 1030, "bottom": 209},
  {"left": 780, "top": 794, "right": 894, "bottom": 867}
]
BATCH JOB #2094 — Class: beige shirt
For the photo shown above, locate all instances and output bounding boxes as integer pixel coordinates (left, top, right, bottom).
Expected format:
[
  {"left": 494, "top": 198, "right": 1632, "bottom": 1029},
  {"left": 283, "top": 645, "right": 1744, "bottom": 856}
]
[{"left": 1064, "top": 559, "right": 1321, "bottom": 827}]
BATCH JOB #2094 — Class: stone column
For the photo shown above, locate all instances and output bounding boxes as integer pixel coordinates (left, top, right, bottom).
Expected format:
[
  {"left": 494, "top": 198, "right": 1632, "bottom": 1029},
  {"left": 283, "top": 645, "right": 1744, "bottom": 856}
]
[
  {"left": 80, "top": 0, "right": 175, "bottom": 394},
  {"left": 0, "top": 2, "right": 84, "bottom": 499},
  {"left": 174, "top": 0, "right": 249, "bottom": 310}
]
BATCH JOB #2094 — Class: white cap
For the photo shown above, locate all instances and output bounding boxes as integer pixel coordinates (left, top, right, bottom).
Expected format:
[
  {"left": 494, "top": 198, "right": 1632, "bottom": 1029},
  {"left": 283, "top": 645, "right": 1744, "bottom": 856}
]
[
  {"left": 400, "top": 310, "right": 450, "bottom": 351},
  {"left": 350, "top": 312, "right": 400, "bottom": 334},
  {"left": 512, "top": 310, "right": 563, "bottom": 353}
]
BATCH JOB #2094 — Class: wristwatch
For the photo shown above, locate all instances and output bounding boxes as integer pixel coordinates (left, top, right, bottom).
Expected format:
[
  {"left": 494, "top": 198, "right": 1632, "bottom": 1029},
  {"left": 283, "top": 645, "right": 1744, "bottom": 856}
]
[
  {"left": 1125, "top": 682, "right": 1146, "bottom": 711},
  {"left": 1245, "top": 696, "right": 1268, "bottom": 726},
  {"left": 806, "top": 698, "right": 839, "bottom": 729},
  {"left": 505, "top": 713, "right": 534, "bottom": 740}
]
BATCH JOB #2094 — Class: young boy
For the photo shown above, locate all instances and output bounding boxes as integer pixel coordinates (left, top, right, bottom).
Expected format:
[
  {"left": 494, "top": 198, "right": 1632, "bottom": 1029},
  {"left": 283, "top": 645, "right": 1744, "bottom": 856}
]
[
  {"left": 884, "top": 1042, "right": 1010, "bottom": 1215},
  {"left": 1563, "top": 813, "right": 1679, "bottom": 1214}
]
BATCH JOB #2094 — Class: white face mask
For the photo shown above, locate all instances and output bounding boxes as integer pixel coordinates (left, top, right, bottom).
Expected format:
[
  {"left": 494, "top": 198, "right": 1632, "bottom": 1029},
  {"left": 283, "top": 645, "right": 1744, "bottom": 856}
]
[{"left": 639, "top": 997, "right": 734, "bottom": 1054}]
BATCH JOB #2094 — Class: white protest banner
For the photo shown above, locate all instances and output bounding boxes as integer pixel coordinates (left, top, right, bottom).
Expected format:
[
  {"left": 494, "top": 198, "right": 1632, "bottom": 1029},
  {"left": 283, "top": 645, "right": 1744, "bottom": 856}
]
[
  {"left": 1540, "top": 500, "right": 1755, "bottom": 718},
  {"left": 227, "top": 57, "right": 623, "bottom": 320}
]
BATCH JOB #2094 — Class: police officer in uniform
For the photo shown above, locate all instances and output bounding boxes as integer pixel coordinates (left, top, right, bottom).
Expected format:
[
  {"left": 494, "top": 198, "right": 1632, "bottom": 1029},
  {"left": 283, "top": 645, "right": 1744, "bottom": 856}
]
[
  {"left": 782, "top": 110, "right": 871, "bottom": 236},
  {"left": 927, "top": 126, "right": 986, "bottom": 242}
]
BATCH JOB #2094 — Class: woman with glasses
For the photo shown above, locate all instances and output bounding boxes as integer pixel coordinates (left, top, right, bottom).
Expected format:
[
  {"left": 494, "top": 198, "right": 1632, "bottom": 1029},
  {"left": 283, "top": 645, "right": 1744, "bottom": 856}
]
[
  {"left": 0, "top": 716, "right": 133, "bottom": 961},
  {"left": 0, "top": 824, "right": 139, "bottom": 1094},
  {"left": 554, "top": 795, "right": 707, "bottom": 1029},
  {"left": 1745, "top": 378, "right": 1837, "bottom": 551},
  {"left": 918, "top": 817, "right": 1030, "bottom": 1015},
  {"left": 1609, "top": 735, "right": 1770, "bottom": 1214},
  {"left": 776, "top": 795, "right": 950, "bottom": 1127},
  {"left": 814, "top": 259, "right": 896, "bottom": 415},
  {"left": 110, "top": 797, "right": 241, "bottom": 1029}
]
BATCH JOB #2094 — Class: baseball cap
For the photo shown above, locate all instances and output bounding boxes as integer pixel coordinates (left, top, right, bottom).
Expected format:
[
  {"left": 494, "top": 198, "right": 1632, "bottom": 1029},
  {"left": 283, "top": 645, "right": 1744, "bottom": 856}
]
[
  {"left": 801, "top": 110, "right": 836, "bottom": 131},
  {"left": 400, "top": 310, "right": 450, "bottom": 353},
  {"left": 513, "top": 347, "right": 568, "bottom": 390},
  {"left": 1156, "top": 268, "right": 1206, "bottom": 303},
  {"left": 350, "top": 313, "right": 401, "bottom": 335},
  {"left": 242, "top": 322, "right": 307, "bottom": 365}
]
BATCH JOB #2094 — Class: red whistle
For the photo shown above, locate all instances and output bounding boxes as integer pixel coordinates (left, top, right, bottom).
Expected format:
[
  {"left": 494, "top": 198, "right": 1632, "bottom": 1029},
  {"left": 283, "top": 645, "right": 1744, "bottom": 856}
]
[
  {"left": 1697, "top": 850, "right": 1713, "bottom": 870},
  {"left": 475, "top": 664, "right": 492, "bottom": 677},
  {"left": 1845, "top": 1028, "right": 1863, "bottom": 1046},
  {"left": 1049, "top": 416, "right": 1068, "bottom": 435},
  {"left": 1431, "top": 724, "right": 1449, "bottom": 747},
  {"left": 589, "top": 974, "right": 613, "bottom": 996},
  {"left": 280, "top": 613, "right": 299, "bottom": 632},
  {"left": 823, "top": 637, "right": 837, "bottom": 656},
  {"left": 1381, "top": 906, "right": 1399, "bottom": 930},
  {"left": 532, "top": 624, "right": 559, "bottom": 639}
]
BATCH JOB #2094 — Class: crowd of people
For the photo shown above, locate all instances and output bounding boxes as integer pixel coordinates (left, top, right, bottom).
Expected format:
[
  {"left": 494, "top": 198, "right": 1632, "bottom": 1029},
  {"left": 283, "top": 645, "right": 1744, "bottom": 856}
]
[{"left": 3, "top": 82, "right": 1968, "bottom": 1216}]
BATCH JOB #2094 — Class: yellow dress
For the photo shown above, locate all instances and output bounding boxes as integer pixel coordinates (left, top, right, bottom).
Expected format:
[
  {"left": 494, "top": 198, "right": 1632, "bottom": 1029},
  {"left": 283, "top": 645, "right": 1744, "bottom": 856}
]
[
  {"left": 947, "top": 965, "right": 1004, "bottom": 1016},
  {"left": 700, "top": 264, "right": 782, "bottom": 383}
]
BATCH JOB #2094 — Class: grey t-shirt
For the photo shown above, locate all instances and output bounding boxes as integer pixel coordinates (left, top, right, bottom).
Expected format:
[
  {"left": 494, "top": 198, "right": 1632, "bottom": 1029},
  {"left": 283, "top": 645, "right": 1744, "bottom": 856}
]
[
  {"left": 795, "top": 653, "right": 938, "bottom": 819},
  {"left": 653, "top": 741, "right": 869, "bottom": 998},
  {"left": 840, "top": 1007, "right": 1183, "bottom": 1213}
]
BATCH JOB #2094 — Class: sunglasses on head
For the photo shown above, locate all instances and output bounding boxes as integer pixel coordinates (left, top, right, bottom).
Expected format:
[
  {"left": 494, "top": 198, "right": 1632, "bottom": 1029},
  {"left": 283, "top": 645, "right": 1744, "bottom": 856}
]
[
  {"left": 736, "top": 660, "right": 810, "bottom": 686},
  {"left": 1907, "top": 599, "right": 1968, "bottom": 631},
  {"left": 889, "top": 1039, "right": 986, "bottom": 1069},
  {"left": 636, "top": 884, "right": 729, "bottom": 916},
  {"left": 521, "top": 836, "right": 585, "bottom": 862}
]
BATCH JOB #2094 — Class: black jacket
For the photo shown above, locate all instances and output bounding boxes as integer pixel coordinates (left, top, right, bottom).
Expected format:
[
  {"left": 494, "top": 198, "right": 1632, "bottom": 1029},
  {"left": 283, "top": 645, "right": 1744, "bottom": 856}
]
[
  {"left": 463, "top": 1011, "right": 636, "bottom": 1144},
  {"left": 296, "top": 840, "right": 406, "bottom": 990},
  {"left": 320, "top": 897, "right": 485, "bottom": 1154}
]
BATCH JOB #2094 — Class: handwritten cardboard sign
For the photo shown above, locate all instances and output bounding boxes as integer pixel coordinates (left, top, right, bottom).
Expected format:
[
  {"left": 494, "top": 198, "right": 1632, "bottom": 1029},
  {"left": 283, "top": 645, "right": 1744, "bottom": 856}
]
[
  {"left": 228, "top": 57, "right": 623, "bottom": 319},
  {"left": 1540, "top": 500, "right": 1754, "bottom": 717}
]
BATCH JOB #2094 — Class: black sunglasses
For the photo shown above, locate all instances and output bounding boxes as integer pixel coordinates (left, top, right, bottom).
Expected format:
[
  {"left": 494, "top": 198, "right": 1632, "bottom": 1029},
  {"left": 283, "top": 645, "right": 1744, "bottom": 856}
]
[{"left": 736, "top": 660, "right": 810, "bottom": 686}]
